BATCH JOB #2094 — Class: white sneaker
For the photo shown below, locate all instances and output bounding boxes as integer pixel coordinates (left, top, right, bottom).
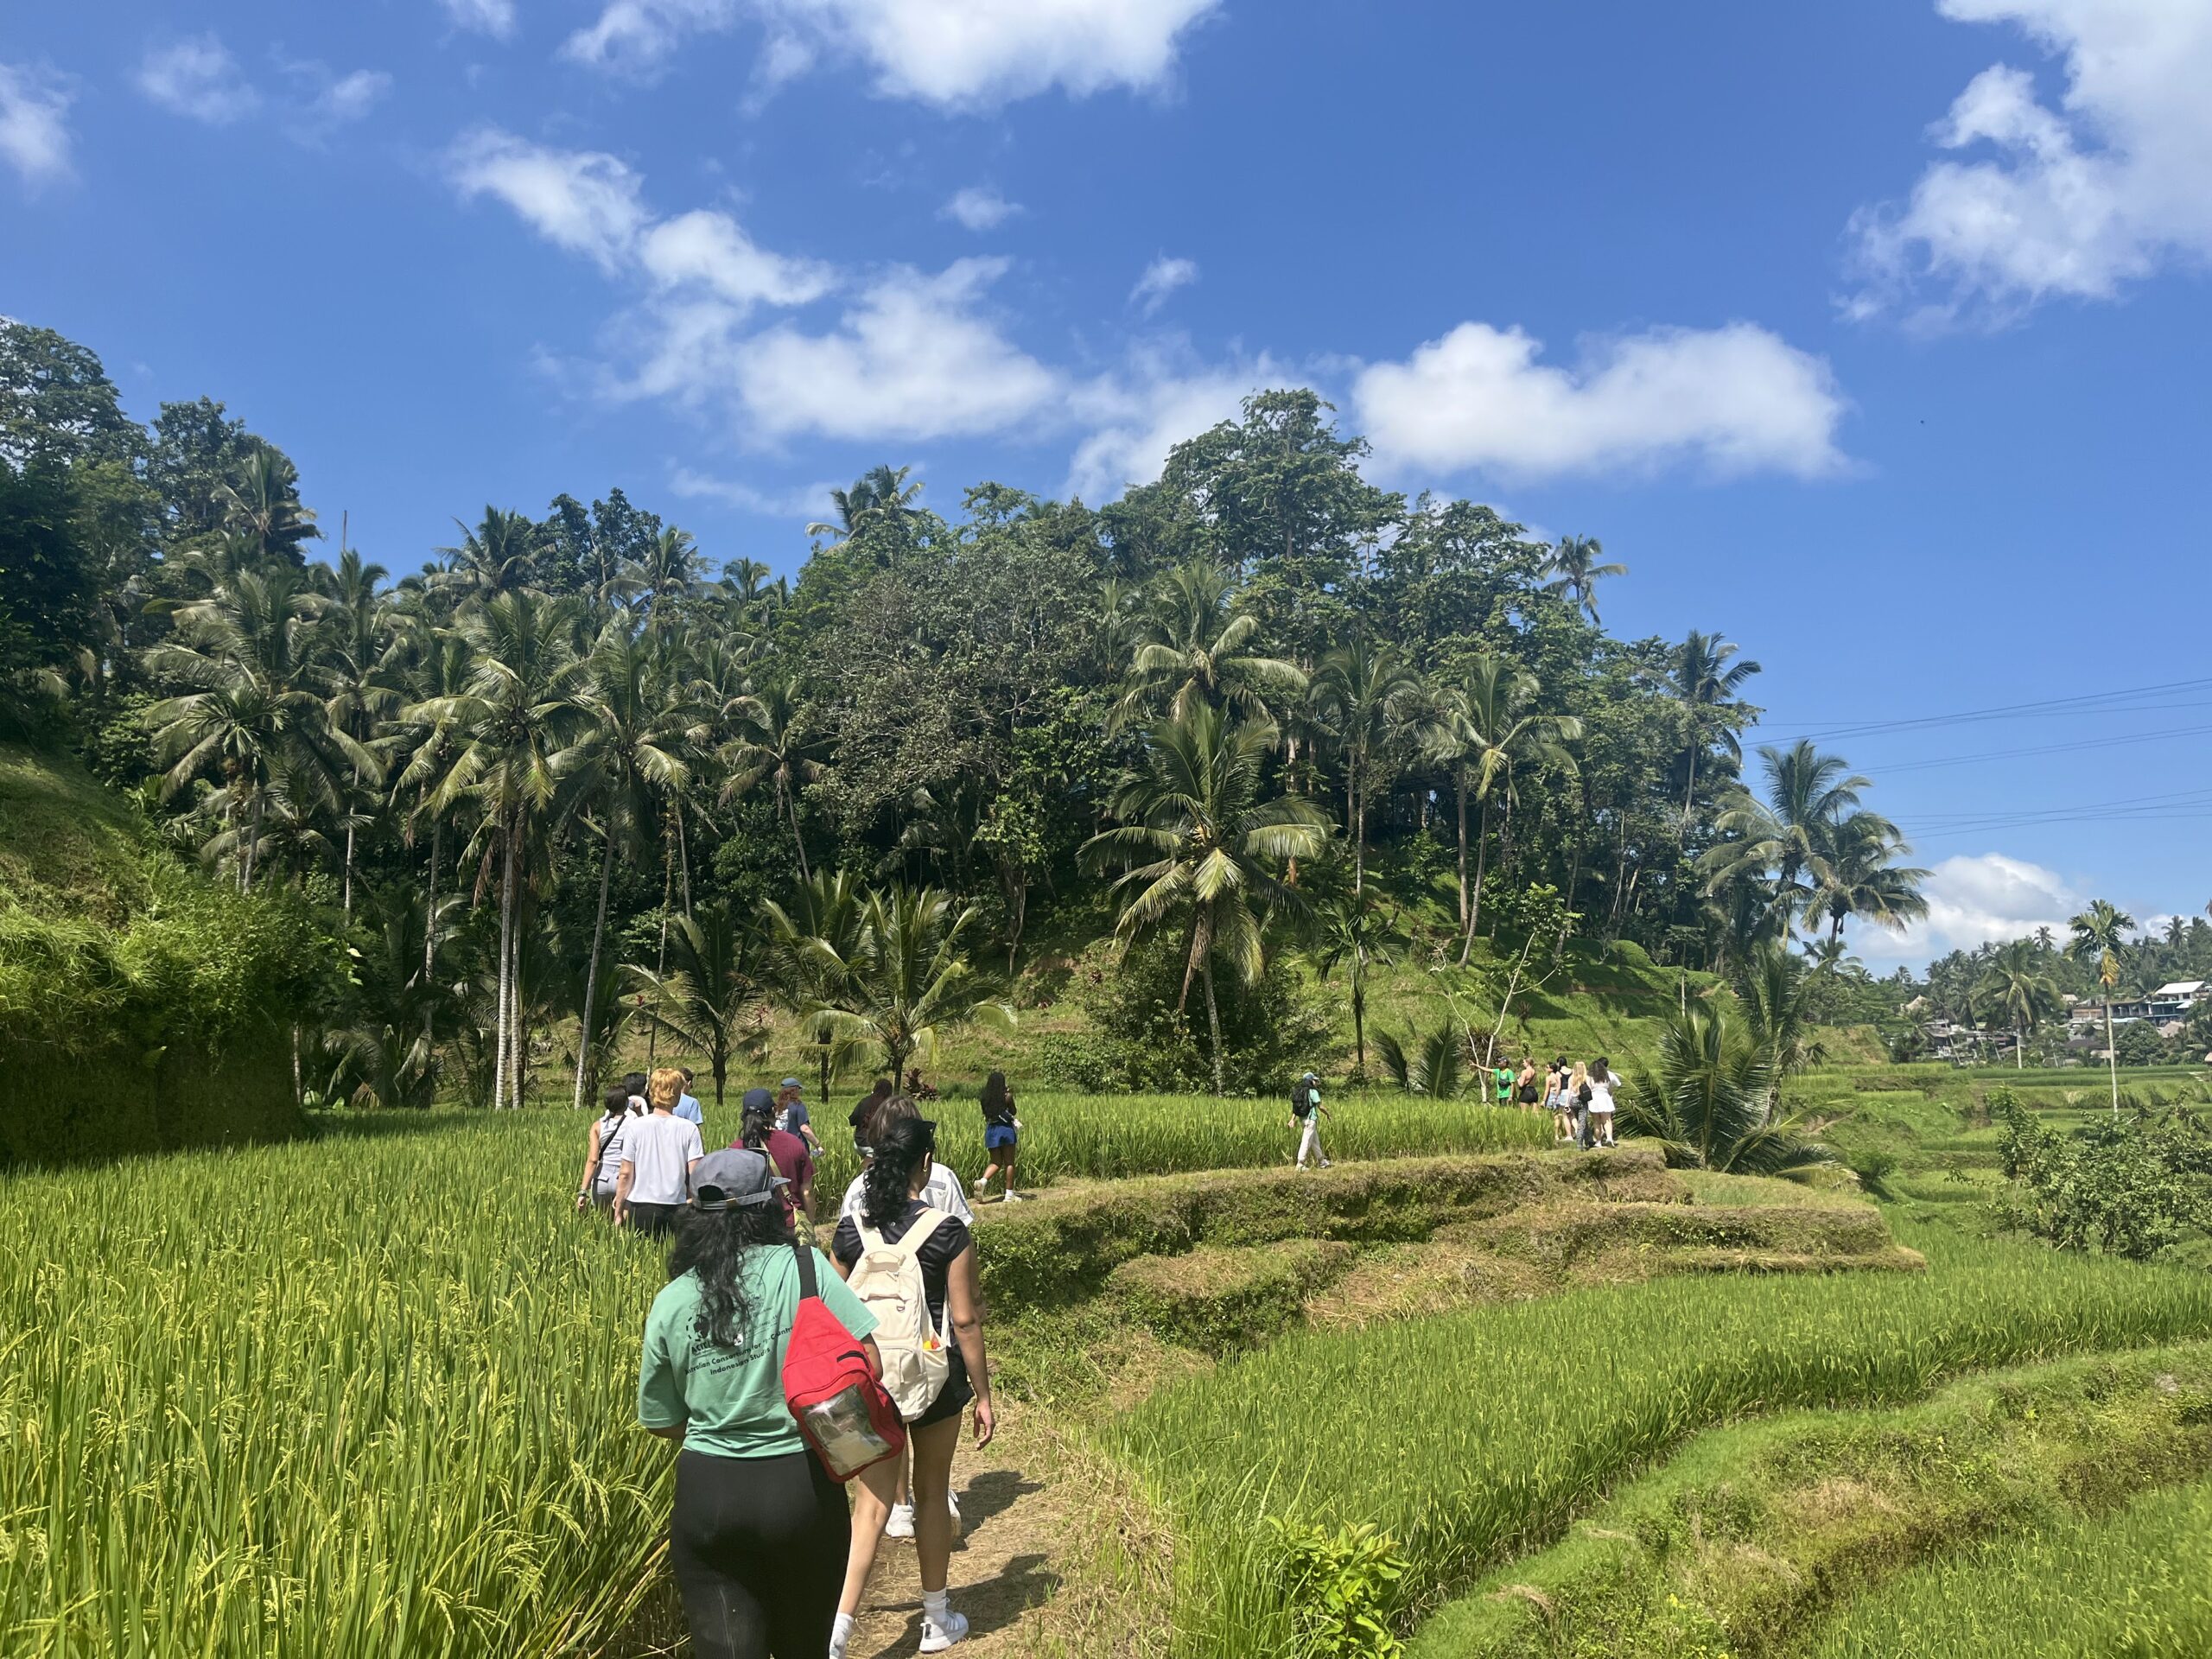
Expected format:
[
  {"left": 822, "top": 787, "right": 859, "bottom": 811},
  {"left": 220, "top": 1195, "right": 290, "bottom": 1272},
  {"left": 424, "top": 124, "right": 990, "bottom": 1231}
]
[
  {"left": 919, "top": 1609, "right": 969, "bottom": 1651},
  {"left": 972, "top": 1178, "right": 989, "bottom": 1197},
  {"left": 1319, "top": 1158, "right": 1333, "bottom": 1168},
  {"left": 1002, "top": 1191, "right": 1027, "bottom": 1203},
  {"left": 948, "top": 1490, "right": 962, "bottom": 1523},
  {"left": 885, "top": 1502, "right": 916, "bottom": 1539}
]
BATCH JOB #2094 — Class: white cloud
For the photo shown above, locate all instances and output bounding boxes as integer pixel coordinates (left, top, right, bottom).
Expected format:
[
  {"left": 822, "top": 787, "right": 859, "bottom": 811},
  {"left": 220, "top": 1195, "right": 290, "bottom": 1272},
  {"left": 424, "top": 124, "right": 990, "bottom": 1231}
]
[
  {"left": 136, "top": 35, "right": 260, "bottom": 126},
  {"left": 446, "top": 128, "right": 651, "bottom": 270},
  {"left": 0, "top": 61, "right": 74, "bottom": 189},
  {"left": 315, "top": 69, "right": 393, "bottom": 124},
  {"left": 1860, "top": 852, "right": 2079, "bottom": 963},
  {"left": 1065, "top": 345, "right": 1281, "bottom": 499},
  {"left": 942, "top": 186, "right": 1021, "bottom": 232},
  {"left": 669, "top": 467, "right": 836, "bottom": 518},
  {"left": 728, "top": 258, "right": 1062, "bottom": 441},
  {"left": 562, "top": 0, "right": 1218, "bottom": 105},
  {"left": 639, "top": 209, "right": 837, "bottom": 308},
  {"left": 1351, "top": 321, "right": 1848, "bottom": 483},
  {"left": 1128, "top": 254, "right": 1198, "bottom": 316},
  {"left": 441, "top": 0, "right": 519, "bottom": 39},
  {"left": 1849, "top": 0, "right": 2212, "bottom": 321}
]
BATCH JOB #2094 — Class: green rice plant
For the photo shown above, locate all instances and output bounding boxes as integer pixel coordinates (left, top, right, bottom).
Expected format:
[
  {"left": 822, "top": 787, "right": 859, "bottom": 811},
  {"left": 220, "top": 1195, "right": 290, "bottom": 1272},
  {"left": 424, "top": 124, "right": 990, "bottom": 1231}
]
[
  {"left": 1805, "top": 1476, "right": 2212, "bottom": 1657},
  {"left": 1110, "top": 1220, "right": 2212, "bottom": 1658}
]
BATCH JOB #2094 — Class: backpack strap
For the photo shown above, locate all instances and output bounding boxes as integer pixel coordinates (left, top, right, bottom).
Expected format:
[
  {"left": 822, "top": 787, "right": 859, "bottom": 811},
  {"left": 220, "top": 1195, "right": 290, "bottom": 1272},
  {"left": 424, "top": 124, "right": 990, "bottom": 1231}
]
[
  {"left": 791, "top": 1240, "right": 821, "bottom": 1300},
  {"left": 867, "top": 1207, "right": 950, "bottom": 1262}
]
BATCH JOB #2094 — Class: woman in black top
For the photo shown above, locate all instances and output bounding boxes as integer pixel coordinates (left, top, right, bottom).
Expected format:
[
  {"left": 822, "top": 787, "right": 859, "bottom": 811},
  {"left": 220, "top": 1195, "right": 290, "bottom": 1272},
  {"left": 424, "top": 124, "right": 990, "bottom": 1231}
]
[
  {"left": 848, "top": 1077, "right": 894, "bottom": 1157},
  {"left": 829, "top": 1118, "right": 994, "bottom": 1656},
  {"left": 974, "top": 1071, "right": 1022, "bottom": 1204}
]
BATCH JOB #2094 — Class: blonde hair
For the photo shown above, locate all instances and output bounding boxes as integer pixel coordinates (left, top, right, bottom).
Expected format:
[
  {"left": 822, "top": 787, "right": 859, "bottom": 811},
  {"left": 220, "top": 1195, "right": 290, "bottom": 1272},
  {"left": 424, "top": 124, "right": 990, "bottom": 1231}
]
[
  {"left": 647, "top": 1067, "right": 686, "bottom": 1111},
  {"left": 1568, "top": 1062, "right": 1589, "bottom": 1092}
]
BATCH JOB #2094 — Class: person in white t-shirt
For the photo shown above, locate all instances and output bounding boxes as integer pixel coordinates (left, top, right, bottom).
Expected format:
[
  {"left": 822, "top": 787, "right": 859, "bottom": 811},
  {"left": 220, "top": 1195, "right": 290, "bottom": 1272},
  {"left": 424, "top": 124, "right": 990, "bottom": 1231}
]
[
  {"left": 615, "top": 1067, "right": 705, "bottom": 1236},
  {"left": 836, "top": 1094, "right": 974, "bottom": 1226},
  {"left": 577, "top": 1087, "right": 641, "bottom": 1213}
]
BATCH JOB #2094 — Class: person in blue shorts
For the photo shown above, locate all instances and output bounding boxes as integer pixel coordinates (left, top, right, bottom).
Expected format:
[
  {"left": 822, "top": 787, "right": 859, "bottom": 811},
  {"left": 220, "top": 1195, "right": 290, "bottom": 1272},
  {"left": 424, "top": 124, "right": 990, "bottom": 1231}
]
[{"left": 973, "top": 1070, "right": 1023, "bottom": 1204}]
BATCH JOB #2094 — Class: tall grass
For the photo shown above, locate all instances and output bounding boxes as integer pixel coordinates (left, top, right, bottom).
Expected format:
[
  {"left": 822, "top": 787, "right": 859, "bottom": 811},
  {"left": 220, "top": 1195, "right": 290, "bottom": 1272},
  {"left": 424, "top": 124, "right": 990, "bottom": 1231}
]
[
  {"left": 0, "top": 1091, "right": 1533, "bottom": 1656},
  {"left": 1807, "top": 1477, "right": 2212, "bottom": 1657},
  {"left": 1111, "top": 1219, "right": 2212, "bottom": 1658}
]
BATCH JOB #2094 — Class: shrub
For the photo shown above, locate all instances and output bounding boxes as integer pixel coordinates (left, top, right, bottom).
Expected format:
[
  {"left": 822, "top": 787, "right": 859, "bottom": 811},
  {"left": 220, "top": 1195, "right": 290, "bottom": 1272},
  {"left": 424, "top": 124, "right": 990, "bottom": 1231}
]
[
  {"left": 1065, "top": 932, "right": 1341, "bottom": 1095},
  {"left": 1269, "top": 1518, "right": 1411, "bottom": 1659}
]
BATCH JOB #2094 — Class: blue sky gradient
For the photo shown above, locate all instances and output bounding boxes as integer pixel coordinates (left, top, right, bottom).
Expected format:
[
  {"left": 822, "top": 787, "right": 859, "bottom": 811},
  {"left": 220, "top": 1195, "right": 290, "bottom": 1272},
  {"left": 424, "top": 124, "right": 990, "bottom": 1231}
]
[{"left": 3, "top": 0, "right": 2207, "bottom": 963}]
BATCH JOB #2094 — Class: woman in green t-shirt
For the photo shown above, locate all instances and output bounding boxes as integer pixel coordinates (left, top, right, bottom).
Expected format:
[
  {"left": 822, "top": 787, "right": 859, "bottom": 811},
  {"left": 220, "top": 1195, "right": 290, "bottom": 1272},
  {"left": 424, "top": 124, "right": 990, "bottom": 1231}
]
[{"left": 638, "top": 1147, "right": 882, "bottom": 1659}]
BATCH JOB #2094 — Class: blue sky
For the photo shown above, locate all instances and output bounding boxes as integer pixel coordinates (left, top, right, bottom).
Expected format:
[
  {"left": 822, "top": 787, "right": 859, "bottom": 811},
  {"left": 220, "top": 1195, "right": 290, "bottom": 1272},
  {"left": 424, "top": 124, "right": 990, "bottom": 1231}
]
[{"left": 3, "top": 0, "right": 2208, "bottom": 965}]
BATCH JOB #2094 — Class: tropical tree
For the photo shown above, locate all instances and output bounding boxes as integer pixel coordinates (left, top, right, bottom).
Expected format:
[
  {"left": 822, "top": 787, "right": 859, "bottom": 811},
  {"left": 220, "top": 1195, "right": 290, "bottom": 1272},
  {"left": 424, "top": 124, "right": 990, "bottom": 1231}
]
[
  {"left": 804, "top": 884, "right": 1015, "bottom": 1086},
  {"left": 1082, "top": 703, "right": 1330, "bottom": 1093},
  {"left": 1670, "top": 630, "right": 1760, "bottom": 846},
  {"left": 404, "top": 588, "right": 586, "bottom": 1109},
  {"left": 1116, "top": 560, "right": 1306, "bottom": 727},
  {"left": 762, "top": 868, "right": 871, "bottom": 1097},
  {"left": 1373, "top": 1020, "right": 1466, "bottom": 1098},
  {"left": 1436, "top": 652, "right": 1582, "bottom": 961},
  {"left": 1541, "top": 533, "right": 1627, "bottom": 624},
  {"left": 1311, "top": 891, "right": 1393, "bottom": 1075},
  {"left": 1309, "top": 639, "right": 1426, "bottom": 892},
  {"left": 557, "top": 620, "right": 696, "bottom": 1109},
  {"left": 215, "top": 445, "right": 320, "bottom": 566},
  {"left": 2069, "top": 899, "right": 2137, "bottom": 1113},
  {"left": 629, "top": 905, "right": 766, "bottom": 1109},
  {"left": 1804, "top": 812, "right": 1930, "bottom": 945},
  {"left": 1703, "top": 741, "right": 1880, "bottom": 931},
  {"left": 721, "top": 675, "right": 827, "bottom": 881},
  {"left": 436, "top": 506, "right": 541, "bottom": 603},
  {"left": 1974, "top": 939, "right": 2063, "bottom": 1068},
  {"left": 1620, "top": 1001, "right": 1833, "bottom": 1174},
  {"left": 1733, "top": 938, "right": 1829, "bottom": 1104},
  {"left": 808, "top": 463, "right": 925, "bottom": 554}
]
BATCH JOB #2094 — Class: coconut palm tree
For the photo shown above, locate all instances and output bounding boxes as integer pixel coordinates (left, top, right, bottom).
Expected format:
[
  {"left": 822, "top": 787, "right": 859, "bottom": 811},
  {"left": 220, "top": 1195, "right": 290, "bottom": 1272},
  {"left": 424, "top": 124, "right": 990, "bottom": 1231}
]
[
  {"left": 629, "top": 904, "right": 768, "bottom": 1109},
  {"left": 1082, "top": 704, "right": 1330, "bottom": 1093},
  {"left": 808, "top": 464, "right": 925, "bottom": 554},
  {"left": 216, "top": 445, "right": 321, "bottom": 567},
  {"left": 556, "top": 620, "right": 697, "bottom": 1110},
  {"left": 763, "top": 868, "right": 872, "bottom": 1099},
  {"left": 1311, "top": 891, "right": 1393, "bottom": 1075},
  {"left": 803, "top": 884, "right": 1015, "bottom": 1087},
  {"left": 316, "top": 548, "right": 398, "bottom": 916},
  {"left": 1541, "top": 534, "right": 1627, "bottom": 624},
  {"left": 1733, "top": 938, "right": 1828, "bottom": 1107},
  {"left": 1670, "top": 631, "right": 1761, "bottom": 847},
  {"left": 1309, "top": 639, "right": 1427, "bottom": 893},
  {"left": 1619, "top": 1001, "right": 1833, "bottom": 1174},
  {"left": 1702, "top": 741, "right": 1877, "bottom": 931},
  {"left": 611, "top": 524, "right": 700, "bottom": 626},
  {"left": 1373, "top": 1020, "right": 1465, "bottom": 1098},
  {"left": 2069, "top": 899, "right": 2136, "bottom": 1113},
  {"left": 404, "top": 589, "right": 587, "bottom": 1109},
  {"left": 1803, "top": 811, "right": 1929, "bottom": 945},
  {"left": 721, "top": 675, "right": 828, "bottom": 882},
  {"left": 1116, "top": 560, "right": 1306, "bottom": 728},
  {"left": 1436, "top": 653, "right": 1582, "bottom": 962},
  {"left": 1974, "top": 939, "right": 2063, "bottom": 1069},
  {"left": 435, "top": 507, "right": 541, "bottom": 604}
]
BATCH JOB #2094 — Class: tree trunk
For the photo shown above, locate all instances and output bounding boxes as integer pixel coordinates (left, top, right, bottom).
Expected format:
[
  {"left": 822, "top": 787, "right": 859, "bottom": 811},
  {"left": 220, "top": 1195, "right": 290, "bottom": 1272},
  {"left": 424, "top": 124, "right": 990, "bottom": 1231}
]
[
  {"left": 1678, "top": 740, "right": 1699, "bottom": 850},
  {"left": 676, "top": 798, "right": 695, "bottom": 921},
  {"left": 1458, "top": 798, "right": 1491, "bottom": 967},
  {"left": 1347, "top": 767, "right": 1361, "bottom": 893},
  {"left": 494, "top": 818, "right": 517, "bottom": 1110},
  {"left": 422, "top": 818, "right": 443, "bottom": 1051},
  {"left": 1203, "top": 958, "right": 1224, "bottom": 1096},
  {"left": 1351, "top": 957, "right": 1366, "bottom": 1074},
  {"left": 572, "top": 818, "right": 617, "bottom": 1112},
  {"left": 342, "top": 819, "right": 356, "bottom": 918},
  {"left": 785, "top": 784, "right": 811, "bottom": 883},
  {"left": 1454, "top": 766, "right": 1470, "bottom": 925},
  {"left": 648, "top": 835, "right": 674, "bottom": 1068},
  {"left": 2105, "top": 999, "right": 2119, "bottom": 1114},
  {"left": 243, "top": 790, "right": 265, "bottom": 893}
]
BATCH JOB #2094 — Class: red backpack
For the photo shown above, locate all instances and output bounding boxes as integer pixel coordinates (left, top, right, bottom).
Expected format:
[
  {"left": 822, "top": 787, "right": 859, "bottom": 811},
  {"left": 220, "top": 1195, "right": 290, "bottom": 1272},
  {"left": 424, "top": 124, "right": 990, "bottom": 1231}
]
[{"left": 782, "top": 1242, "right": 906, "bottom": 1482}]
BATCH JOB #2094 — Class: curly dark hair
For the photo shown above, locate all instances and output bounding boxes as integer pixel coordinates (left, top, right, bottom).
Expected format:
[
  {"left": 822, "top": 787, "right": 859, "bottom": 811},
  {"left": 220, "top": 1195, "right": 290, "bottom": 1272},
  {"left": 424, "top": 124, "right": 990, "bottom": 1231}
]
[
  {"left": 666, "top": 1201, "right": 796, "bottom": 1351},
  {"left": 861, "top": 1112, "right": 933, "bottom": 1230}
]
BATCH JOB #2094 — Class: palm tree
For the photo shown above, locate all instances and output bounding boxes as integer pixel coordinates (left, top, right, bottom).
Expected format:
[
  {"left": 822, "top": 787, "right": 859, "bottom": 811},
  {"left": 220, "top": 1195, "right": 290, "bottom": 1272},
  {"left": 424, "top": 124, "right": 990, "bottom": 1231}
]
[
  {"left": 629, "top": 905, "right": 766, "bottom": 1109},
  {"left": 1704, "top": 741, "right": 1879, "bottom": 931},
  {"left": 1733, "top": 939, "right": 1828, "bottom": 1109},
  {"left": 763, "top": 868, "right": 871, "bottom": 1098},
  {"left": 216, "top": 445, "right": 321, "bottom": 567},
  {"left": 2069, "top": 899, "right": 2136, "bottom": 1113},
  {"left": 1082, "top": 704, "right": 1330, "bottom": 1093},
  {"left": 1309, "top": 639, "right": 1426, "bottom": 893},
  {"left": 316, "top": 548, "right": 397, "bottom": 916},
  {"left": 808, "top": 464, "right": 925, "bottom": 554},
  {"left": 143, "top": 565, "right": 372, "bottom": 892},
  {"left": 1974, "top": 939, "right": 2063, "bottom": 1069},
  {"left": 1373, "top": 1021, "right": 1465, "bottom": 1097},
  {"left": 804, "top": 884, "right": 1015, "bottom": 1086},
  {"left": 1670, "top": 631, "right": 1761, "bottom": 846},
  {"left": 612, "top": 524, "right": 700, "bottom": 626},
  {"left": 1116, "top": 560, "right": 1306, "bottom": 728},
  {"left": 1804, "top": 811, "right": 1929, "bottom": 945},
  {"left": 557, "top": 620, "right": 696, "bottom": 1110},
  {"left": 1312, "top": 891, "right": 1393, "bottom": 1075},
  {"left": 404, "top": 589, "right": 586, "bottom": 1110},
  {"left": 1619, "top": 1001, "right": 1833, "bottom": 1174},
  {"left": 1541, "top": 534, "right": 1627, "bottom": 624},
  {"left": 721, "top": 676, "right": 828, "bottom": 881},
  {"left": 1437, "top": 653, "right": 1582, "bottom": 962},
  {"left": 436, "top": 507, "right": 541, "bottom": 604}
]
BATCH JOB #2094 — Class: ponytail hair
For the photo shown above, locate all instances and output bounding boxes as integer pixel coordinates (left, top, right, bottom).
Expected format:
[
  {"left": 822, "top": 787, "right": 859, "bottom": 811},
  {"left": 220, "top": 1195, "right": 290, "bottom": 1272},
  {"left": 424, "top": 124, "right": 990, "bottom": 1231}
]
[{"left": 862, "top": 1112, "right": 933, "bottom": 1230}]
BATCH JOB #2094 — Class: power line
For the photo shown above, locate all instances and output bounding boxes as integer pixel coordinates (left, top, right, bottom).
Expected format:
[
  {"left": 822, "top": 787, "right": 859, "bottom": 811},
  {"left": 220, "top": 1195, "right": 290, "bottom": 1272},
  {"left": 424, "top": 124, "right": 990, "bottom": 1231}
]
[
  {"left": 1862, "top": 723, "right": 2212, "bottom": 775},
  {"left": 1760, "top": 676, "right": 2212, "bottom": 744}
]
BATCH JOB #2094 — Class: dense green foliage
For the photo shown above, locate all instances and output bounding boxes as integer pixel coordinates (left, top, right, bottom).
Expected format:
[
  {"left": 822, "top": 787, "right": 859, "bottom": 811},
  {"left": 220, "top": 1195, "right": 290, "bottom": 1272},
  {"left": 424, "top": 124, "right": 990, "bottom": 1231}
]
[
  {"left": 1999, "top": 1100, "right": 2212, "bottom": 1260},
  {"left": 0, "top": 315, "right": 1948, "bottom": 1107},
  {"left": 1113, "top": 1219, "right": 2212, "bottom": 1658}
]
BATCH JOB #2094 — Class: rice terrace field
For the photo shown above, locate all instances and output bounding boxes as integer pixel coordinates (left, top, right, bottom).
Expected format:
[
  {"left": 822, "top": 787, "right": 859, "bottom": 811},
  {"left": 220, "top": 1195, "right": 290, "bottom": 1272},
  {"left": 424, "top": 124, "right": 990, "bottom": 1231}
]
[{"left": 8, "top": 1071, "right": 2212, "bottom": 1658}]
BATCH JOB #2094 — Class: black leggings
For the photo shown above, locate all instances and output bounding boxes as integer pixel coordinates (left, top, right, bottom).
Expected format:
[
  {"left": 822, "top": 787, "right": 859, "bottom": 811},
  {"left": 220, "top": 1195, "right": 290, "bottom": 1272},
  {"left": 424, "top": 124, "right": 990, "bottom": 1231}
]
[{"left": 671, "top": 1448, "right": 849, "bottom": 1659}]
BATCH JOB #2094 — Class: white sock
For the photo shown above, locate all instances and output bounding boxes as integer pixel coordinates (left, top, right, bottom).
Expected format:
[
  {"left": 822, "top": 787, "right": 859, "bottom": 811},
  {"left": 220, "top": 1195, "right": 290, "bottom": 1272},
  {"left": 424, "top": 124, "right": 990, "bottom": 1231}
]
[
  {"left": 830, "top": 1612, "right": 855, "bottom": 1655},
  {"left": 923, "top": 1589, "right": 950, "bottom": 1622}
]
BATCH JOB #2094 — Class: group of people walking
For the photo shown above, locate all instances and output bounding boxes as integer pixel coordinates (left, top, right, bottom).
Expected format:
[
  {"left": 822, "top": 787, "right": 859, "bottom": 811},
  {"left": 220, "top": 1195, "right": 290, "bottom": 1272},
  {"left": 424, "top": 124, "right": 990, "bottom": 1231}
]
[
  {"left": 1492, "top": 1054, "right": 1618, "bottom": 1148},
  {"left": 578, "top": 1065, "right": 1021, "bottom": 1657}
]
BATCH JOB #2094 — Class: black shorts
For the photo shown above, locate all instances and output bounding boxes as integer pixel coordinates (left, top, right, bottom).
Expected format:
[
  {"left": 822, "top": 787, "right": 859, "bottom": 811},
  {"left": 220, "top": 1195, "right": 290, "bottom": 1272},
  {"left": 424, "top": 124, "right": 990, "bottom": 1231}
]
[
  {"left": 626, "top": 1201, "right": 683, "bottom": 1237},
  {"left": 912, "top": 1351, "right": 975, "bottom": 1430},
  {"left": 671, "top": 1448, "right": 848, "bottom": 1659}
]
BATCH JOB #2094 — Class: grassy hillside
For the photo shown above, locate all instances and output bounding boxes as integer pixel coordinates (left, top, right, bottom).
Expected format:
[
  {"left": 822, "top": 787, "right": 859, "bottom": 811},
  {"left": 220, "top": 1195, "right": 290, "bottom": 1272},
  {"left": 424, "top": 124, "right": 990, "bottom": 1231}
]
[{"left": 0, "top": 741, "right": 155, "bottom": 924}]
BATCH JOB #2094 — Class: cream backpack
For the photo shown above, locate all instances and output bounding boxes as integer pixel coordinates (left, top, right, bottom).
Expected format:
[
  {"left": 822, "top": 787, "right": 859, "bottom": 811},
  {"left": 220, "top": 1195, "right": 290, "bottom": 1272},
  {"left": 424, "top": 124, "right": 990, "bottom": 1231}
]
[{"left": 845, "top": 1209, "right": 951, "bottom": 1421}]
